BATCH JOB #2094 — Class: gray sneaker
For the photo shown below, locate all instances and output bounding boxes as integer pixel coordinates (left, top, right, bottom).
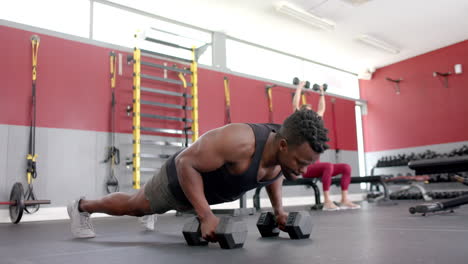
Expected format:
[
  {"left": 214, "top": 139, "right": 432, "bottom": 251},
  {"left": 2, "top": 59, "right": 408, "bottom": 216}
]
[
  {"left": 67, "top": 197, "right": 96, "bottom": 238},
  {"left": 138, "top": 214, "right": 156, "bottom": 231}
]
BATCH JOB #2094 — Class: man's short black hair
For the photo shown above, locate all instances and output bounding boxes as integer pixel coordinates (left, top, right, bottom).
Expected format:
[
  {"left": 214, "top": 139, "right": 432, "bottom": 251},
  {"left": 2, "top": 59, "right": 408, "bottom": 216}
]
[{"left": 278, "top": 109, "right": 329, "bottom": 153}]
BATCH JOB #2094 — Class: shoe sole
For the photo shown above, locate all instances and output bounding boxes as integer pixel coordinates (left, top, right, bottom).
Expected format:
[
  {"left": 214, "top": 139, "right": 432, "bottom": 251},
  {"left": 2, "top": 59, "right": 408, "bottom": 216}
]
[
  {"left": 322, "top": 208, "right": 340, "bottom": 211},
  {"left": 67, "top": 202, "right": 73, "bottom": 219},
  {"left": 340, "top": 206, "right": 361, "bottom": 210}
]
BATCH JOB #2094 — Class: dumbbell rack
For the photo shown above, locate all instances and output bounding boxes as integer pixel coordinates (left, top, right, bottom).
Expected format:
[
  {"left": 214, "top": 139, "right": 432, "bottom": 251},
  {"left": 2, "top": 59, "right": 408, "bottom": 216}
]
[
  {"left": 129, "top": 30, "right": 200, "bottom": 189},
  {"left": 370, "top": 165, "right": 433, "bottom": 202}
]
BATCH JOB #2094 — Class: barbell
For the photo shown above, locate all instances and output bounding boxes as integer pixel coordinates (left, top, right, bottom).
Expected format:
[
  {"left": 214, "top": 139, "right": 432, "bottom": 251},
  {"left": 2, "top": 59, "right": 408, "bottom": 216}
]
[{"left": 0, "top": 182, "right": 51, "bottom": 224}]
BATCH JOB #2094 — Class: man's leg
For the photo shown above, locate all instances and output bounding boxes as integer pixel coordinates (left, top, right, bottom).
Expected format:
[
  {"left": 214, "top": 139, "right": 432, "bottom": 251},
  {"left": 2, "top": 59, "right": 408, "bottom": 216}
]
[
  {"left": 68, "top": 188, "right": 152, "bottom": 238},
  {"left": 68, "top": 162, "right": 180, "bottom": 238},
  {"left": 79, "top": 188, "right": 151, "bottom": 216},
  {"left": 80, "top": 189, "right": 156, "bottom": 231}
]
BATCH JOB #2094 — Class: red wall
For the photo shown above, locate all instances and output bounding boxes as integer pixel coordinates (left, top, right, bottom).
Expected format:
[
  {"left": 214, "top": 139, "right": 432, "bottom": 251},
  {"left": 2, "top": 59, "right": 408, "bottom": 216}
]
[
  {"left": 1, "top": 26, "right": 110, "bottom": 131},
  {"left": 360, "top": 40, "right": 468, "bottom": 152},
  {"left": 0, "top": 25, "right": 357, "bottom": 151}
]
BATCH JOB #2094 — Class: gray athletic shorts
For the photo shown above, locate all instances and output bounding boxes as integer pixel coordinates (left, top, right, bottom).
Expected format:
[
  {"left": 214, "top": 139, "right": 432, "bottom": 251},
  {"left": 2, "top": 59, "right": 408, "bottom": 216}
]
[{"left": 143, "top": 162, "right": 193, "bottom": 214}]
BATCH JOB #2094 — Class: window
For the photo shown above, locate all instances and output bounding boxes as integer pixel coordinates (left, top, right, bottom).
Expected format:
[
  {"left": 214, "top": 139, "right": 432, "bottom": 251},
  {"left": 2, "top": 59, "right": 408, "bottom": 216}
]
[
  {"left": 303, "top": 62, "right": 359, "bottom": 99},
  {"left": 0, "top": 0, "right": 90, "bottom": 38},
  {"left": 227, "top": 39, "right": 359, "bottom": 99},
  {"left": 92, "top": 3, "right": 212, "bottom": 65},
  {"left": 226, "top": 39, "right": 303, "bottom": 84}
]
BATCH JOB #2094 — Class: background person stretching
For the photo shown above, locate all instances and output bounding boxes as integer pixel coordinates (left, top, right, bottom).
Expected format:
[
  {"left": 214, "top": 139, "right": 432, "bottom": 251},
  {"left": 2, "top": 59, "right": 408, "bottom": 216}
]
[{"left": 293, "top": 81, "right": 360, "bottom": 211}]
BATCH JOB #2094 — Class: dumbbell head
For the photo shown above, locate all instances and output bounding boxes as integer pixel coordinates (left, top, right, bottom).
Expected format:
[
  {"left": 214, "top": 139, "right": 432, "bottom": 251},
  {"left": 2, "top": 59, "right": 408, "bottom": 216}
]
[
  {"left": 256, "top": 212, "right": 280, "bottom": 237},
  {"left": 293, "top": 77, "right": 310, "bottom": 89},
  {"left": 215, "top": 217, "right": 248, "bottom": 249},
  {"left": 182, "top": 217, "right": 208, "bottom": 246},
  {"left": 285, "top": 211, "right": 312, "bottom": 239},
  {"left": 312, "top": 83, "right": 327, "bottom": 92},
  {"left": 312, "top": 84, "right": 320, "bottom": 91},
  {"left": 293, "top": 77, "right": 300, "bottom": 85},
  {"left": 183, "top": 216, "right": 247, "bottom": 249}
]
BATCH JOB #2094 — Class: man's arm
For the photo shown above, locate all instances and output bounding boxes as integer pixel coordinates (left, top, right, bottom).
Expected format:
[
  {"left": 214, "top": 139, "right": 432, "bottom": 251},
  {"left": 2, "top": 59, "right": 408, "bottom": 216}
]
[
  {"left": 292, "top": 81, "right": 306, "bottom": 111},
  {"left": 176, "top": 124, "right": 254, "bottom": 240},
  {"left": 265, "top": 176, "right": 288, "bottom": 230},
  {"left": 316, "top": 86, "right": 326, "bottom": 117}
]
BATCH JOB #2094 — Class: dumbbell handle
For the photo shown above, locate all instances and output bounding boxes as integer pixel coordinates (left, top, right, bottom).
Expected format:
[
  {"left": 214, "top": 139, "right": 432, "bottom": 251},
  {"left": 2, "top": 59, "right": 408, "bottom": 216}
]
[{"left": 0, "top": 200, "right": 51, "bottom": 206}]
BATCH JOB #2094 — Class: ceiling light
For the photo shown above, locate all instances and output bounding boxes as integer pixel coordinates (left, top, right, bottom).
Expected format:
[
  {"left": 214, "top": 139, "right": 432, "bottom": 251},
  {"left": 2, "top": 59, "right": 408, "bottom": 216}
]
[
  {"left": 357, "top": 34, "right": 400, "bottom": 54},
  {"left": 339, "top": 0, "right": 372, "bottom": 6},
  {"left": 274, "top": 1, "right": 335, "bottom": 31}
]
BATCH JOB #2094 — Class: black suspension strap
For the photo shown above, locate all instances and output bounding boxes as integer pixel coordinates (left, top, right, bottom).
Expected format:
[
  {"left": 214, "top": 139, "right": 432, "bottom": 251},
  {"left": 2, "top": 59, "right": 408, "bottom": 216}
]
[
  {"left": 103, "top": 51, "right": 120, "bottom": 193},
  {"left": 178, "top": 69, "right": 190, "bottom": 147},
  {"left": 24, "top": 35, "right": 40, "bottom": 214},
  {"left": 331, "top": 98, "right": 340, "bottom": 162}
]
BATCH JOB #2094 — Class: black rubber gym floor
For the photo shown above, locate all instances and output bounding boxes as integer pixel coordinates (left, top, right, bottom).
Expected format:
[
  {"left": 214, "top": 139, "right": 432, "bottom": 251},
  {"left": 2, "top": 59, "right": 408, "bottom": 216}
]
[{"left": 1, "top": 201, "right": 467, "bottom": 264}]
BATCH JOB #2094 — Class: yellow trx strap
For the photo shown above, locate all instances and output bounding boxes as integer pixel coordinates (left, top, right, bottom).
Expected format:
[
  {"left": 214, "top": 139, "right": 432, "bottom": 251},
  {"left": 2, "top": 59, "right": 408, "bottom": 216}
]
[
  {"left": 31, "top": 35, "right": 39, "bottom": 82},
  {"left": 266, "top": 86, "right": 274, "bottom": 123},
  {"left": 27, "top": 35, "right": 40, "bottom": 185},
  {"left": 178, "top": 72, "right": 187, "bottom": 88},
  {"left": 224, "top": 77, "right": 231, "bottom": 107},
  {"left": 110, "top": 52, "right": 116, "bottom": 89},
  {"left": 223, "top": 77, "right": 231, "bottom": 124},
  {"left": 105, "top": 51, "right": 120, "bottom": 193},
  {"left": 301, "top": 93, "right": 307, "bottom": 106},
  {"left": 267, "top": 88, "right": 273, "bottom": 112}
]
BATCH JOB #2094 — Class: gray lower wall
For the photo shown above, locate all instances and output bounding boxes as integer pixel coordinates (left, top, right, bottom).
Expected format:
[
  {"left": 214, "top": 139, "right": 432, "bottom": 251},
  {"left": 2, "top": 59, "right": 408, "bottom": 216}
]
[
  {"left": 0, "top": 125, "right": 186, "bottom": 206},
  {"left": 0, "top": 124, "right": 361, "bottom": 207},
  {"left": 0, "top": 125, "right": 7, "bottom": 199}
]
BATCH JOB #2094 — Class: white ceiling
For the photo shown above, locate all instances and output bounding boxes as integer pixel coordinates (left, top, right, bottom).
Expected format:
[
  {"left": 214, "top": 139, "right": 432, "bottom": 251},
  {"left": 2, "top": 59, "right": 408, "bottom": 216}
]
[{"left": 113, "top": 0, "right": 468, "bottom": 75}]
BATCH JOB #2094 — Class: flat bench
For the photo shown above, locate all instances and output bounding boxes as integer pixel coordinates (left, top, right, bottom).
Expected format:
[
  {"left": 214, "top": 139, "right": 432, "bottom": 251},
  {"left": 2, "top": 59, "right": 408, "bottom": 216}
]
[
  {"left": 331, "top": 175, "right": 395, "bottom": 205},
  {"left": 253, "top": 178, "right": 322, "bottom": 210},
  {"left": 252, "top": 175, "right": 395, "bottom": 210}
]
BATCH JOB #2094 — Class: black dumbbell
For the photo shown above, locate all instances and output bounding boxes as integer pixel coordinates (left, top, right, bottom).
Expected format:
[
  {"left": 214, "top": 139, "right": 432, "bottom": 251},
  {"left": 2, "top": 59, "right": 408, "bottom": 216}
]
[
  {"left": 256, "top": 212, "right": 280, "bottom": 237},
  {"left": 256, "top": 211, "right": 312, "bottom": 239},
  {"left": 182, "top": 216, "right": 248, "bottom": 249},
  {"left": 312, "top": 83, "right": 328, "bottom": 92},
  {"left": 293, "top": 77, "right": 310, "bottom": 89}
]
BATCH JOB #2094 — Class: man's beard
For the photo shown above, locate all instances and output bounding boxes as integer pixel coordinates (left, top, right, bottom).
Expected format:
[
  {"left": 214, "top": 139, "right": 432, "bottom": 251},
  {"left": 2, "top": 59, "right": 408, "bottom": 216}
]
[{"left": 282, "top": 168, "right": 299, "bottom": 181}]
